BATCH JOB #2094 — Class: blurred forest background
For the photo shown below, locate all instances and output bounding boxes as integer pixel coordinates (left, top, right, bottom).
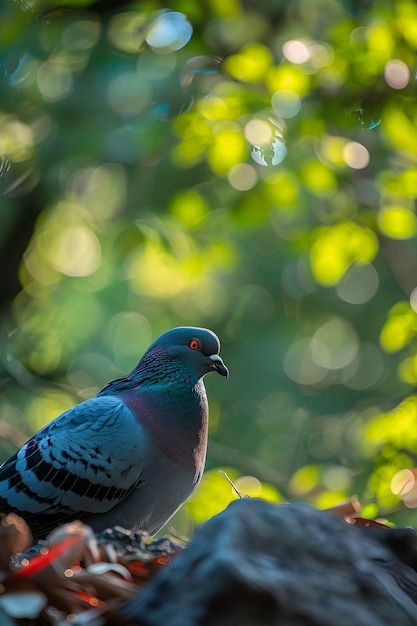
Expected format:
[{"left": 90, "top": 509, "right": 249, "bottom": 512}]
[{"left": 1, "top": 0, "right": 417, "bottom": 536}]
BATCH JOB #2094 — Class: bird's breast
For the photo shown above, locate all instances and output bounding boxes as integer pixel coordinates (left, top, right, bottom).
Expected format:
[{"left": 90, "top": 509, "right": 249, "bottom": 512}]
[{"left": 122, "top": 384, "right": 209, "bottom": 476}]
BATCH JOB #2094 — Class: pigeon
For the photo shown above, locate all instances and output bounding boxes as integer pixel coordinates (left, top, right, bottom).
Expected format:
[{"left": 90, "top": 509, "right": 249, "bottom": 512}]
[{"left": 0, "top": 326, "right": 228, "bottom": 539}]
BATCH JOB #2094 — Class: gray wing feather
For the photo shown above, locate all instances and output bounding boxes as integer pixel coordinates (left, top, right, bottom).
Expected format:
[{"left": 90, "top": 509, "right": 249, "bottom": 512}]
[{"left": 0, "top": 395, "right": 145, "bottom": 534}]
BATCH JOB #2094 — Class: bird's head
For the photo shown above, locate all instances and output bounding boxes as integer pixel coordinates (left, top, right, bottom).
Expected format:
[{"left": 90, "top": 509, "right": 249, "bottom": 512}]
[{"left": 147, "top": 327, "right": 229, "bottom": 380}]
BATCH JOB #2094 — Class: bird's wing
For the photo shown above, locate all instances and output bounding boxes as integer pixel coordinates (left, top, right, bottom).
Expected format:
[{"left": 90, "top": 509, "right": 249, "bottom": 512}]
[{"left": 0, "top": 395, "right": 145, "bottom": 536}]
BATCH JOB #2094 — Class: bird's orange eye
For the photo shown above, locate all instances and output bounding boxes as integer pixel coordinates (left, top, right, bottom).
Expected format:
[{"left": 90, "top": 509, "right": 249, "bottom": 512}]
[{"left": 188, "top": 338, "right": 200, "bottom": 350}]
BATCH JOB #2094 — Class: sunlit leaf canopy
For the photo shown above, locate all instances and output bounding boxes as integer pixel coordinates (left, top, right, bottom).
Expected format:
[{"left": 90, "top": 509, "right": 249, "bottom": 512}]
[{"left": 1, "top": 0, "right": 417, "bottom": 534}]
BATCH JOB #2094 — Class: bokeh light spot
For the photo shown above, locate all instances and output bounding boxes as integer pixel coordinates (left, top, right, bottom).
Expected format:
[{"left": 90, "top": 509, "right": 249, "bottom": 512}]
[
  {"left": 319, "top": 135, "right": 346, "bottom": 167},
  {"left": 37, "top": 60, "right": 73, "bottom": 102},
  {"left": 28, "top": 392, "right": 75, "bottom": 431},
  {"left": 282, "top": 39, "right": 310, "bottom": 64},
  {"left": 267, "top": 65, "right": 310, "bottom": 96},
  {"left": 40, "top": 224, "right": 102, "bottom": 277},
  {"left": 271, "top": 90, "right": 301, "bottom": 119},
  {"left": 289, "top": 464, "right": 320, "bottom": 497},
  {"left": 379, "top": 303, "right": 416, "bottom": 353},
  {"left": 378, "top": 206, "right": 417, "bottom": 239},
  {"left": 322, "top": 465, "right": 352, "bottom": 491},
  {"left": 343, "top": 343, "right": 384, "bottom": 390},
  {"left": 336, "top": 262, "right": 379, "bottom": 304},
  {"left": 198, "top": 96, "right": 229, "bottom": 121},
  {"left": 0, "top": 117, "right": 34, "bottom": 162},
  {"left": 282, "top": 39, "right": 334, "bottom": 71},
  {"left": 244, "top": 119, "right": 273, "bottom": 146},
  {"left": 207, "top": 123, "right": 248, "bottom": 175},
  {"left": 224, "top": 43, "right": 273, "bottom": 82},
  {"left": 265, "top": 170, "right": 298, "bottom": 206},
  {"left": 391, "top": 468, "right": 414, "bottom": 496},
  {"left": 284, "top": 338, "right": 327, "bottom": 385},
  {"left": 301, "top": 161, "right": 337, "bottom": 195},
  {"left": 186, "top": 468, "right": 241, "bottom": 525},
  {"left": 169, "top": 189, "right": 208, "bottom": 227},
  {"left": 342, "top": 141, "right": 370, "bottom": 169},
  {"left": 310, "top": 223, "right": 378, "bottom": 286},
  {"left": 307, "top": 43, "right": 335, "bottom": 70},
  {"left": 68, "top": 164, "right": 126, "bottom": 220},
  {"left": 392, "top": 467, "right": 417, "bottom": 509},
  {"left": 146, "top": 11, "right": 192, "bottom": 53},
  {"left": 384, "top": 59, "right": 410, "bottom": 90},
  {"left": 251, "top": 135, "right": 287, "bottom": 166},
  {"left": 227, "top": 163, "right": 257, "bottom": 190},
  {"left": 108, "top": 12, "right": 148, "bottom": 53},
  {"left": 410, "top": 288, "right": 417, "bottom": 313},
  {"left": 311, "top": 318, "right": 359, "bottom": 370},
  {"left": 234, "top": 475, "right": 262, "bottom": 497},
  {"left": 62, "top": 19, "right": 100, "bottom": 52}
]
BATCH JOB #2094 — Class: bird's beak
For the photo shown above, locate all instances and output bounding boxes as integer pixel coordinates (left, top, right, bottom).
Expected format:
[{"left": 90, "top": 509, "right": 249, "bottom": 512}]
[{"left": 209, "top": 354, "right": 229, "bottom": 378}]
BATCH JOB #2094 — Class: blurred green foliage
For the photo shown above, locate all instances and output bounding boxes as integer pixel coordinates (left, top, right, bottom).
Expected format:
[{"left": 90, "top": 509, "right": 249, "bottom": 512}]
[{"left": 1, "top": 0, "right": 417, "bottom": 534}]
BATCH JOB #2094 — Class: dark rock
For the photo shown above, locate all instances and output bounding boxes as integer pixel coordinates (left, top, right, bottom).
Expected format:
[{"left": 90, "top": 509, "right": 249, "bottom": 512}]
[{"left": 117, "top": 499, "right": 417, "bottom": 626}]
